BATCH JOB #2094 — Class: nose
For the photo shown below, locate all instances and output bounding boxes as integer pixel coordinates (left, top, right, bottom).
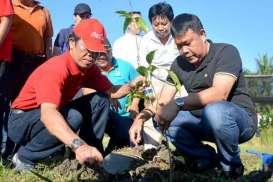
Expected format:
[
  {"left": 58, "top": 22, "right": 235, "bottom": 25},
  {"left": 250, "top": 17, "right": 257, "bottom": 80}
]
[
  {"left": 181, "top": 46, "right": 189, "bottom": 56},
  {"left": 158, "top": 25, "right": 165, "bottom": 31}
]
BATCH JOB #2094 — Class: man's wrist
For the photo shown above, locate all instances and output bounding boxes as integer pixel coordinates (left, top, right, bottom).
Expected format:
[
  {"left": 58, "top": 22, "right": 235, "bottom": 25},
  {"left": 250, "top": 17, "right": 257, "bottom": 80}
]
[
  {"left": 142, "top": 108, "right": 155, "bottom": 117},
  {"left": 69, "top": 138, "right": 86, "bottom": 152},
  {"left": 175, "top": 96, "right": 185, "bottom": 110}
]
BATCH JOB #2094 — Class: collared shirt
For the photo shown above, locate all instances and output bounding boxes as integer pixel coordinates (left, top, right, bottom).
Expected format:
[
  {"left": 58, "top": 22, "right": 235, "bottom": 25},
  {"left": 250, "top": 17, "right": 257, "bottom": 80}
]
[
  {"left": 112, "top": 33, "right": 142, "bottom": 68},
  {"left": 102, "top": 58, "right": 138, "bottom": 116},
  {"left": 139, "top": 31, "right": 179, "bottom": 80},
  {"left": 0, "top": 0, "right": 14, "bottom": 62},
  {"left": 170, "top": 40, "right": 257, "bottom": 126},
  {"left": 11, "top": 0, "right": 53, "bottom": 54},
  {"left": 12, "top": 52, "right": 112, "bottom": 110}
]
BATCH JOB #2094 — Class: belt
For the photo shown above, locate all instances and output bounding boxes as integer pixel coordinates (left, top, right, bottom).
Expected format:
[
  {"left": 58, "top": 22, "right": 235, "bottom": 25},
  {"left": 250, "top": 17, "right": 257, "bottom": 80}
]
[{"left": 11, "top": 109, "right": 24, "bottom": 114}]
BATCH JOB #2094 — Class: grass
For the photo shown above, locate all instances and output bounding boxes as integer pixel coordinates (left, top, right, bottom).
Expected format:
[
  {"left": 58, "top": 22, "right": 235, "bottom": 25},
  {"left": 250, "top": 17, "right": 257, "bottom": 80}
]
[{"left": 0, "top": 128, "right": 272, "bottom": 182}]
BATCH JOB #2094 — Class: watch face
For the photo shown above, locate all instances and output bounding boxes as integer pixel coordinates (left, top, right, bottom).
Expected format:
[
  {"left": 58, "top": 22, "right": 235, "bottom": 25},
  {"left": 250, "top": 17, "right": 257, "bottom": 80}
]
[{"left": 175, "top": 97, "right": 184, "bottom": 106}]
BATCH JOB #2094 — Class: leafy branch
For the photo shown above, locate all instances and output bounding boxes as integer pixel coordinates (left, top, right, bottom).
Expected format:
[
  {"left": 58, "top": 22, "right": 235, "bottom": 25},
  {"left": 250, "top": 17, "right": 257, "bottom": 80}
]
[{"left": 115, "top": 10, "right": 149, "bottom": 33}]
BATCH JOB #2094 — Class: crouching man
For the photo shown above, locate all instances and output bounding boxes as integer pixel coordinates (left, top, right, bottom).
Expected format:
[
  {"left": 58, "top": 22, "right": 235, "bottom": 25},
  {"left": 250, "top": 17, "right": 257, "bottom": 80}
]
[
  {"left": 8, "top": 19, "right": 142, "bottom": 172},
  {"left": 129, "top": 13, "right": 257, "bottom": 179}
]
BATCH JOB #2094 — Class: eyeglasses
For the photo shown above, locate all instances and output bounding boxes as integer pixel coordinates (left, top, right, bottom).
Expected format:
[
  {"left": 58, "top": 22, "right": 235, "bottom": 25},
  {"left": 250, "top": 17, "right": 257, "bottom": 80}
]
[
  {"left": 78, "top": 41, "right": 107, "bottom": 59},
  {"left": 89, "top": 52, "right": 107, "bottom": 60}
]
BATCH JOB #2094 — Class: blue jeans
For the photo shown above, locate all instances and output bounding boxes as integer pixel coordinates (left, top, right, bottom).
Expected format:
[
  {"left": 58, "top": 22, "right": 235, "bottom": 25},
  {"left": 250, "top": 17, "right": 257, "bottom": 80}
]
[
  {"left": 106, "top": 111, "right": 133, "bottom": 149},
  {"left": 0, "top": 61, "right": 12, "bottom": 154},
  {"left": 8, "top": 92, "right": 109, "bottom": 164},
  {"left": 165, "top": 101, "right": 256, "bottom": 171}
]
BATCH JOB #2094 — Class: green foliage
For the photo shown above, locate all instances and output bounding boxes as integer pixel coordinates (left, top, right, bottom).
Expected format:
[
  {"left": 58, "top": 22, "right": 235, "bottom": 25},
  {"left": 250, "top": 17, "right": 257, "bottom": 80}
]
[
  {"left": 259, "top": 108, "right": 273, "bottom": 129},
  {"left": 244, "top": 54, "right": 273, "bottom": 97},
  {"left": 115, "top": 10, "right": 149, "bottom": 33},
  {"left": 135, "top": 17, "right": 149, "bottom": 33},
  {"left": 115, "top": 10, "right": 131, "bottom": 18},
  {"left": 255, "top": 54, "right": 273, "bottom": 75},
  {"left": 129, "top": 50, "right": 183, "bottom": 107},
  {"left": 123, "top": 17, "right": 132, "bottom": 34},
  {"left": 136, "top": 66, "right": 148, "bottom": 77},
  {"left": 146, "top": 50, "right": 156, "bottom": 65},
  {"left": 167, "top": 70, "right": 182, "bottom": 94}
]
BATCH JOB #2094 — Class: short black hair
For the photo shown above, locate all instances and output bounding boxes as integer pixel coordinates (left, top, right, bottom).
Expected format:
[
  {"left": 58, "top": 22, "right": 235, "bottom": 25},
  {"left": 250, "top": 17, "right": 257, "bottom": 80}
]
[
  {"left": 171, "top": 13, "right": 204, "bottom": 37},
  {"left": 148, "top": 2, "right": 174, "bottom": 23},
  {"left": 67, "top": 31, "right": 80, "bottom": 49}
]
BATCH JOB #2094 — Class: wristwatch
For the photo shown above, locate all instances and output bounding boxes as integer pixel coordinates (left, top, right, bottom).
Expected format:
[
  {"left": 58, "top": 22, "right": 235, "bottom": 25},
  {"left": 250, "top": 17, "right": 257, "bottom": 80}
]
[
  {"left": 175, "top": 97, "right": 185, "bottom": 110},
  {"left": 69, "top": 138, "right": 85, "bottom": 152}
]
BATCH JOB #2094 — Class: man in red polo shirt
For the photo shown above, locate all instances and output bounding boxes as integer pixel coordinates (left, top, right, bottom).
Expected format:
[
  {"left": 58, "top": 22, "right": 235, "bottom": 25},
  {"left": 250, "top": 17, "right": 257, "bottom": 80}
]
[
  {"left": 0, "top": 0, "right": 14, "bottom": 155},
  {"left": 8, "top": 19, "right": 142, "bottom": 171}
]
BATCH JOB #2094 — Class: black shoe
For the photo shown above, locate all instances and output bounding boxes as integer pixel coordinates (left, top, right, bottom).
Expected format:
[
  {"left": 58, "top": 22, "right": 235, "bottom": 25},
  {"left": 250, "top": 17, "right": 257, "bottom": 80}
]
[
  {"left": 187, "top": 158, "right": 220, "bottom": 173},
  {"left": 222, "top": 164, "right": 244, "bottom": 179}
]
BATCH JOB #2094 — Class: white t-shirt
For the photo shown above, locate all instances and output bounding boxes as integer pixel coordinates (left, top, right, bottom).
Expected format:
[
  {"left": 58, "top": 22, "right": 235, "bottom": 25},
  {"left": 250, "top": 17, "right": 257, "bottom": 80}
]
[
  {"left": 112, "top": 33, "right": 142, "bottom": 68},
  {"left": 139, "top": 31, "right": 179, "bottom": 80}
]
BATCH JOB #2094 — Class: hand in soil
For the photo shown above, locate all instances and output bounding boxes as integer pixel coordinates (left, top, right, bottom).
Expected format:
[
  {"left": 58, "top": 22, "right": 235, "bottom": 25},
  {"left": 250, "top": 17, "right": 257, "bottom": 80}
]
[
  {"left": 129, "top": 115, "right": 144, "bottom": 146},
  {"left": 75, "top": 144, "right": 103, "bottom": 165}
]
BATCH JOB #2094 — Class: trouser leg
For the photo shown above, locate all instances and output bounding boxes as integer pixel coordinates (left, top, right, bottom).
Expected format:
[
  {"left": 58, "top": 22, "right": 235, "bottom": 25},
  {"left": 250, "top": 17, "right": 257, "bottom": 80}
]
[
  {"left": 77, "top": 93, "right": 110, "bottom": 153},
  {"left": 106, "top": 111, "right": 133, "bottom": 149},
  {"left": 166, "top": 111, "right": 218, "bottom": 160},
  {"left": 202, "top": 101, "right": 256, "bottom": 171},
  {"left": 8, "top": 92, "right": 109, "bottom": 164},
  {"left": 0, "top": 61, "right": 12, "bottom": 155}
]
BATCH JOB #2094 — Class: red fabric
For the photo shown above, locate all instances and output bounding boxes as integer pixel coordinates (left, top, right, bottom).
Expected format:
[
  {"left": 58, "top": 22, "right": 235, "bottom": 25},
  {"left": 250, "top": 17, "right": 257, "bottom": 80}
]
[
  {"left": 74, "top": 19, "right": 106, "bottom": 53},
  {"left": 12, "top": 52, "right": 113, "bottom": 110},
  {"left": 0, "top": 0, "right": 14, "bottom": 61}
]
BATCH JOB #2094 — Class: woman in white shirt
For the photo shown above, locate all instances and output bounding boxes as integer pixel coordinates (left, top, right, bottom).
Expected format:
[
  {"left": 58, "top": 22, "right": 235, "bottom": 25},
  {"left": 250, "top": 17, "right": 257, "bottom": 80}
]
[{"left": 139, "top": 2, "right": 179, "bottom": 81}]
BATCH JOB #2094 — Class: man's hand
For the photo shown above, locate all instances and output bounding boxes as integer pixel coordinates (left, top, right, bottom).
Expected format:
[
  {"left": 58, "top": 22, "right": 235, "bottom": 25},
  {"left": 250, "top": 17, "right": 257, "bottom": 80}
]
[
  {"left": 127, "top": 104, "right": 139, "bottom": 119},
  {"left": 129, "top": 109, "right": 153, "bottom": 145},
  {"left": 75, "top": 144, "right": 103, "bottom": 165},
  {"left": 129, "top": 117, "right": 143, "bottom": 146},
  {"left": 155, "top": 99, "right": 179, "bottom": 130},
  {"left": 129, "top": 76, "right": 145, "bottom": 90}
]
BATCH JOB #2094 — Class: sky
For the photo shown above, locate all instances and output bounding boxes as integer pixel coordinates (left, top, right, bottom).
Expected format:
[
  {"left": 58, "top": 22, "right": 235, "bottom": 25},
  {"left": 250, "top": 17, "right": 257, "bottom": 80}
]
[{"left": 39, "top": 0, "right": 273, "bottom": 72}]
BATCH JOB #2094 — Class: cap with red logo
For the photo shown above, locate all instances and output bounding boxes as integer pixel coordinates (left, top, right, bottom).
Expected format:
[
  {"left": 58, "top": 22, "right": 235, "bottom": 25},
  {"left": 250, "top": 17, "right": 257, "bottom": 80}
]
[{"left": 74, "top": 19, "right": 106, "bottom": 53}]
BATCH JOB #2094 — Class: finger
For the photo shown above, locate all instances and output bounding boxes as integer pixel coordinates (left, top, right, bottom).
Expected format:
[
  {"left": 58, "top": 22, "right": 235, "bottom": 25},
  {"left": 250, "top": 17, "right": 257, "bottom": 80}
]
[
  {"left": 135, "top": 129, "right": 141, "bottom": 144},
  {"left": 96, "top": 153, "right": 103, "bottom": 162},
  {"left": 78, "top": 157, "right": 85, "bottom": 165},
  {"left": 129, "top": 129, "right": 137, "bottom": 145}
]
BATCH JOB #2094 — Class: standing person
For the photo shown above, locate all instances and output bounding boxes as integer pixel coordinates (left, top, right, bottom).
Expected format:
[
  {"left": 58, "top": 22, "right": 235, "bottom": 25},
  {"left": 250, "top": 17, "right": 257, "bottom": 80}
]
[
  {"left": 130, "top": 13, "right": 257, "bottom": 179},
  {"left": 53, "top": 3, "right": 92, "bottom": 56},
  {"left": 0, "top": 0, "right": 14, "bottom": 155},
  {"left": 112, "top": 11, "right": 143, "bottom": 68},
  {"left": 8, "top": 19, "right": 143, "bottom": 172},
  {"left": 137, "top": 2, "right": 186, "bottom": 152},
  {"left": 95, "top": 40, "right": 140, "bottom": 152},
  {"left": 10, "top": 0, "right": 53, "bottom": 101},
  {"left": 139, "top": 2, "right": 179, "bottom": 80}
]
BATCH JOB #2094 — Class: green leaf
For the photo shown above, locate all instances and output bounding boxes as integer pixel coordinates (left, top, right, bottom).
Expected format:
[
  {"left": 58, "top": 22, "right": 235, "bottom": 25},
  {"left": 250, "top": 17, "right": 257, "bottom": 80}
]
[
  {"left": 135, "top": 17, "right": 149, "bottom": 33},
  {"left": 168, "top": 70, "right": 182, "bottom": 94},
  {"left": 135, "top": 80, "right": 143, "bottom": 88},
  {"left": 133, "top": 92, "right": 148, "bottom": 99},
  {"left": 123, "top": 17, "right": 132, "bottom": 33},
  {"left": 136, "top": 66, "right": 148, "bottom": 77},
  {"left": 127, "top": 92, "right": 133, "bottom": 108},
  {"left": 148, "top": 65, "right": 157, "bottom": 73},
  {"left": 146, "top": 50, "right": 157, "bottom": 65},
  {"left": 115, "top": 10, "right": 130, "bottom": 18}
]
